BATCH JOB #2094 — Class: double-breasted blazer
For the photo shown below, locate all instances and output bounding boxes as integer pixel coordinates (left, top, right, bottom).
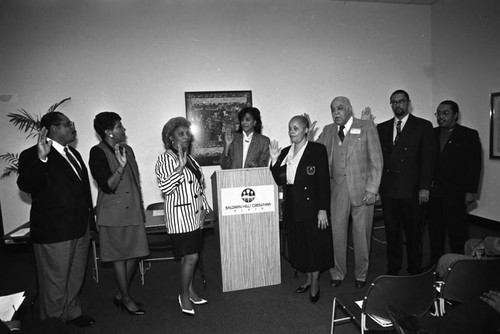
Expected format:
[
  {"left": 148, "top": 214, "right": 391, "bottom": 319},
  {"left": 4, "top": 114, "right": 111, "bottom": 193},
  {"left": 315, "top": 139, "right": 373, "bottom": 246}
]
[
  {"left": 431, "top": 124, "right": 482, "bottom": 198},
  {"left": 317, "top": 118, "right": 383, "bottom": 206},
  {"left": 155, "top": 149, "right": 210, "bottom": 234},
  {"left": 17, "top": 144, "right": 94, "bottom": 244},
  {"left": 270, "top": 141, "right": 330, "bottom": 222},
  {"left": 220, "top": 132, "right": 270, "bottom": 169},
  {"left": 377, "top": 114, "right": 436, "bottom": 199}
]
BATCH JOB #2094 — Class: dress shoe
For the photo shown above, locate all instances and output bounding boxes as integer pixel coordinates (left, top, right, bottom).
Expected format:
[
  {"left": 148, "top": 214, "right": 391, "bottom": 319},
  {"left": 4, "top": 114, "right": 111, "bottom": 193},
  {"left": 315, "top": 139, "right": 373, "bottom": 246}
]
[
  {"left": 355, "top": 280, "right": 366, "bottom": 289},
  {"left": 386, "top": 305, "right": 428, "bottom": 334},
  {"left": 309, "top": 290, "right": 320, "bottom": 304},
  {"left": 294, "top": 285, "right": 311, "bottom": 293},
  {"left": 114, "top": 298, "right": 145, "bottom": 315},
  {"left": 190, "top": 297, "right": 208, "bottom": 305},
  {"left": 67, "top": 315, "right": 95, "bottom": 327},
  {"left": 330, "top": 279, "right": 342, "bottom": 287},
  {"left": 114, "top": 296, "right": 143, "bottom": 307},
  {"left": 178, "top": 295, "right": 195, "bottom": 316}
]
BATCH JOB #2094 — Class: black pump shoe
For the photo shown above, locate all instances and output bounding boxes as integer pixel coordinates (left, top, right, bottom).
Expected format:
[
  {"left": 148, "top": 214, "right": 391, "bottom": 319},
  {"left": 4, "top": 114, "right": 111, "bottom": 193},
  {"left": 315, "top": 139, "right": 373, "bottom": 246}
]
[
  {"left": 309, "top": 290, "right": 320, "bottom": 304},
  {"left": 114, "top": 298, "right": 145, "bottom": 316},
  {"left": 295, "top": 285, "right": 311, "bottom": 293}
]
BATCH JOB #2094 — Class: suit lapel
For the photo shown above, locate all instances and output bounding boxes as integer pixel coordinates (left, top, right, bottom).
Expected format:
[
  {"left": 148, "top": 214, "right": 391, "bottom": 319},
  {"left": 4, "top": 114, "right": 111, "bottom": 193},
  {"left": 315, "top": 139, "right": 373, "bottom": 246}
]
[
  {"left": 245, "top": 133, "right": 259, "bottom": 167},
  {"left": 51, "top": 147, "right": 82, "bottom": 184},
  {"left": 346, "top": 118, "right": 362, "bottom": 159},
  {"left": 234, "top": 133, "right": 244, "bottom": 168}
]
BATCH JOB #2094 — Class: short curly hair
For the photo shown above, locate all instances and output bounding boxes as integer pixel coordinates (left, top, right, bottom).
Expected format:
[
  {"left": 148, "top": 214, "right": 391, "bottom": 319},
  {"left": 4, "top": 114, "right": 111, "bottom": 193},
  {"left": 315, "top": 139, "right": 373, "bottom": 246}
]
[
  {"left": 161, "top": 117, "right": 191, "bottom": 149},
  {"left": 93, "top": 111, "right": 121, "bottom": 140}
]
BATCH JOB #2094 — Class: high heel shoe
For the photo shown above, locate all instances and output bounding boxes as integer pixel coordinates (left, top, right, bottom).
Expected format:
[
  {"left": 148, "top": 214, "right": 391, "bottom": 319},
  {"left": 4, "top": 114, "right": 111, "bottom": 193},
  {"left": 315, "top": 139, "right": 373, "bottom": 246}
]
[
  {"left": 178, "top": 295, "right": 195, "bottom": 316},
  {"left": 190, "top": 297, "right": 208, "bottom": 305},
  {"left": 113, "top": 296, "right": 143, "bottom": 307},
  {"left": 295, "top": 285, "right": 311, "bottom": 293},
  {"left": 114, "top": 298, "right": 145, "bottom": 315},
  {"left": 309, "top": 290, "right": 320, "bottom": 304}
]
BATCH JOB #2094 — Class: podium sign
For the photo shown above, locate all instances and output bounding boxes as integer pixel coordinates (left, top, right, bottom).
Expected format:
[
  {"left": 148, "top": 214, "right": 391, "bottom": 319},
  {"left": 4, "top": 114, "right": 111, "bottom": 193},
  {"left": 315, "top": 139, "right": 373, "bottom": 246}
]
[{"left": 212, "top": 167, "right": 281, "bottom": 292}]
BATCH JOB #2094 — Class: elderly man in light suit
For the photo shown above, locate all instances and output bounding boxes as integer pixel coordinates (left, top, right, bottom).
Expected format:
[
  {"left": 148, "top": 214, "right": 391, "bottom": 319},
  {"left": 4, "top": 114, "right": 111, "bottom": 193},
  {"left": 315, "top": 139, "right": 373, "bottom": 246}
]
[{"left": 317, "top": 96, "right": 383, "bottom": 288}]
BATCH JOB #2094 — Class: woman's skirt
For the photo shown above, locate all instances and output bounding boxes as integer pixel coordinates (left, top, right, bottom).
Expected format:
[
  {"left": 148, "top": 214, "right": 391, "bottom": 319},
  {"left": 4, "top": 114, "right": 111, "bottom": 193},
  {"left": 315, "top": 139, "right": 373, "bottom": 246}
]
[
  {"left": 99, "top": 224, "right": 149, "bottom": 262},
  {"left": 169, "top": 228, "right": 203, "bottom": 257}
]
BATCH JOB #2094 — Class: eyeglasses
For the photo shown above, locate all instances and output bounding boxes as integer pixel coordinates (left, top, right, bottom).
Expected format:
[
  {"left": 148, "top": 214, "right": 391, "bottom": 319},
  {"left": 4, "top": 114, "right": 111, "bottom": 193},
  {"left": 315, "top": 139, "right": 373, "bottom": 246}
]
[
  {"left": 56, "top": 121, "right": 75, "bottom": 128},
  {"left": 434, "top": 111, "right": 451, "bottom": 117},
  {"left": 390, "top": 99, "right": 408, "bottom": 107}
]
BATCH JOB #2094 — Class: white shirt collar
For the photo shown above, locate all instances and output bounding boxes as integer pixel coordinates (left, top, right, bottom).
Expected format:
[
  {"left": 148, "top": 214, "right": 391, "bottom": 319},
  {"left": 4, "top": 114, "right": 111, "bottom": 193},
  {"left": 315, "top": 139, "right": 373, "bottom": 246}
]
[{"left": 338, "top": 116, "right": 353, "bottom": 133}]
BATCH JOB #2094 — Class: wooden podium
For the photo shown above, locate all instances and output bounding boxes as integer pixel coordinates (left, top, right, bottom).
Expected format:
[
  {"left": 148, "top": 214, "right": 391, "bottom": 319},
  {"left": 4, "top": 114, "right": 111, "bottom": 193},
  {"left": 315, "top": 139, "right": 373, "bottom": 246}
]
[{"left": 211, "top": 167, "right": 281, "bottom": 292}]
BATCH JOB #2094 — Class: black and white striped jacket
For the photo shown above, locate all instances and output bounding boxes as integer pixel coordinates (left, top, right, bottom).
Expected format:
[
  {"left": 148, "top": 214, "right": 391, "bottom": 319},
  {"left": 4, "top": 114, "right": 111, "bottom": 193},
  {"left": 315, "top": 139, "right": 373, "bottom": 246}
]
[{"left": 155, "top": 150, "right": 209, "bottom": 234}]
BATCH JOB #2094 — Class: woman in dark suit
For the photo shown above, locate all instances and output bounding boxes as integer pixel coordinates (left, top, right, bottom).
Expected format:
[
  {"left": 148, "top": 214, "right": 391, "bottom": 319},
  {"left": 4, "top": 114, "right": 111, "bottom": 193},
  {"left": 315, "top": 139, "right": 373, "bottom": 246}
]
[
  {"left": 270, "top": 115, "right": 333, "bottom": 303},
  {"left": 220, "top": 107, "right": 270, "bottom": 169},
  {"left": 155, "top": 117, "right": 210, "bottom": 316},
  {"left": 89, "top": 112, "right": 149, "bottom": 315}
]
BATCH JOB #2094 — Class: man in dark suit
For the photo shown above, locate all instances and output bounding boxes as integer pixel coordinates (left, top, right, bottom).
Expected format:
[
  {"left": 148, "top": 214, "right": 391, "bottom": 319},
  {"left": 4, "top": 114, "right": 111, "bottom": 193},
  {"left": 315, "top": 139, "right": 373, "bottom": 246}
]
[
  {"left": 17, "top": 112, "right": 95, "bottom": 327},
  {"left": 377, "top": 89, "right": 436, "bottom": 275},
  {"left": 428, "top": 100, "right": 482, "bottom": 265}
]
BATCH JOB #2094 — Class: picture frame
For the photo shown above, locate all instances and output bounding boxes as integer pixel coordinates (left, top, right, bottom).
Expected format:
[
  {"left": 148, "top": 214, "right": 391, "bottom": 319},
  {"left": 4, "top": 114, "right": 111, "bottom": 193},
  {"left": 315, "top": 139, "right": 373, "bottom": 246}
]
[
  {"left": 185, "top": 90, "right": 252, "bottom": 166},
  {"left": 490, "top": 92, "right": 500, "bottom": 159}
]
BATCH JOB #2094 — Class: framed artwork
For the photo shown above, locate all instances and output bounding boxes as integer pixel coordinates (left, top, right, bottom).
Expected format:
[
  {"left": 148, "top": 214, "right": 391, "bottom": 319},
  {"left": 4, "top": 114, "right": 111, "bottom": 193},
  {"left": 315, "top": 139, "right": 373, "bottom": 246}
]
[
  {"left": 490, "top": 92, "right": 500, "bottom": 159},
  {"left": 185, "top": 90, "right": 252, "bottom": 166}
]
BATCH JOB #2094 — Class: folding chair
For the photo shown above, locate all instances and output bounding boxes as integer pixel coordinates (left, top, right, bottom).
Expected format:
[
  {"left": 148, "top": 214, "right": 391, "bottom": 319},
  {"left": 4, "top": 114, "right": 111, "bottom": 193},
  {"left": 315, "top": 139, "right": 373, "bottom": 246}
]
[
  {"left": 139, "top": 202, "right": 210, "bottom": 287},
  {"left": 331, "top": 267, "right": 436, "bottom": 334},
  {"left": 139, "top": 202, "right": 176, "bottom": 285},
  {"left": 90, "top": 230, "right": 100, "bottom": 283},
  {"left": 435, "top": 257, "right": 500, "bottom": 316}
]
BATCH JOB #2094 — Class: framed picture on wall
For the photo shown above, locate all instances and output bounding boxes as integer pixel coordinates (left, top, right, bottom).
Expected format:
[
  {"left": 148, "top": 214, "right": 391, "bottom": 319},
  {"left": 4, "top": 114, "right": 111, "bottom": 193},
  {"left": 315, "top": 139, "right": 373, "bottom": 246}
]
[
  {"left": 185, "top": 90, "right": 252, "bottom": 166},
  {"left": 490, "top": 92, "right": 500, "bottom": 159}
]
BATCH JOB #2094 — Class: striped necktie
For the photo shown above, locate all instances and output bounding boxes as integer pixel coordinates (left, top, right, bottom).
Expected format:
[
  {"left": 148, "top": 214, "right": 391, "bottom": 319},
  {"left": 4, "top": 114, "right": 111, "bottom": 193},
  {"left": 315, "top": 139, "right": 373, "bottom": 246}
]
[
  {"left": 394, "top": 120, "right": 402, "bottom": 145},
  {"left": 64, "top": 147, "right": 83, "bottom": 180}
]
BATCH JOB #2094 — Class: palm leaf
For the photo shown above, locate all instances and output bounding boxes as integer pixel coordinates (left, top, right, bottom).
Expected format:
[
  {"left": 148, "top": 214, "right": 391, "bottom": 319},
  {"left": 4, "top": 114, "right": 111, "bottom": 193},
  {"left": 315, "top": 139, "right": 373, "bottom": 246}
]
[
  {"left": 0, "top": 153, "right": 19, "bottom": 179},
  {"left": 7, "top": 108, "right": 41, "bottom": 138},
  {"left": 47, "top": 97, "right": 71, "bottom": 113}
]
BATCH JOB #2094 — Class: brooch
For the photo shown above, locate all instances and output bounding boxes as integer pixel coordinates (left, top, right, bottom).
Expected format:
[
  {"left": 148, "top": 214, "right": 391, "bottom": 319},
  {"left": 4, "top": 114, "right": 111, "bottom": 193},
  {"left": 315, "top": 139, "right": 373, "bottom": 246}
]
[{"left": 306, "top": 166, "right": 316, "bottom": 175}]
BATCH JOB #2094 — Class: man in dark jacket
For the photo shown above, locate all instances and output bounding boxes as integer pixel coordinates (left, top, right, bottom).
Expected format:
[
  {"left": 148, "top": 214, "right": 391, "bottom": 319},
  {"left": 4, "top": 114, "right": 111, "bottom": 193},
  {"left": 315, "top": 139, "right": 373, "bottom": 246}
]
[
  {"left": 377, "top": 89, "right": 436, "bottom": 275},
  {"left": 428, "top": 100, "right": 482, "bottom": 265},
  {"left": 17, "top": 112, "right": 95, "bottom": 327}
]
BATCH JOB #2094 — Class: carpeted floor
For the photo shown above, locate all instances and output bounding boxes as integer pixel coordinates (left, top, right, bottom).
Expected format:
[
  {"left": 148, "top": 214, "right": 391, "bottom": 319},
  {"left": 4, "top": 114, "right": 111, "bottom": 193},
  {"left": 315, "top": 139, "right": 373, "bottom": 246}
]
[{"left": 2, "top": 216, "right": 495, "bottom": 334}]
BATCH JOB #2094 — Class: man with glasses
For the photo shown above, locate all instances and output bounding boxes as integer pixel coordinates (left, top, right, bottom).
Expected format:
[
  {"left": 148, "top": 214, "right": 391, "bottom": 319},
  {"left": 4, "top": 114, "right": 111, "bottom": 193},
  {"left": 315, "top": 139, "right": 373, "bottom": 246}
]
[
  {"left": 377, "top": 89, "right": 435, "bottom": 275},
  {"left": 17, "top": 112, "right": 96, "bottom": 327},
  {"left": 428, "top": 100, "right": 482, "bottom": 267}
]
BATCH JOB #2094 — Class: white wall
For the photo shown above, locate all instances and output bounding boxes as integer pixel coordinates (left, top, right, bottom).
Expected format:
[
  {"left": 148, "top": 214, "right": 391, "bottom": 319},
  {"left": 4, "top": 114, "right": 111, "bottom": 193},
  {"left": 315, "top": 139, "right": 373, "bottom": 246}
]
[
  {"left": 0, "top": 0, "right": 432, "bottom": 233},
  {"left": 431, "top": 0, "right": 500, "bottom": 221}
]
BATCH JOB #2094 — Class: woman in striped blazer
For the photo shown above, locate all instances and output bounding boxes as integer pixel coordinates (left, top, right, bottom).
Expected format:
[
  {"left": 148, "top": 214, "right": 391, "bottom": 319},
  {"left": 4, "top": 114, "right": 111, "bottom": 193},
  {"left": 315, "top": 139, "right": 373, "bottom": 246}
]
[{"left": 155, "top": 117, "right": 210, "bottom": 316}]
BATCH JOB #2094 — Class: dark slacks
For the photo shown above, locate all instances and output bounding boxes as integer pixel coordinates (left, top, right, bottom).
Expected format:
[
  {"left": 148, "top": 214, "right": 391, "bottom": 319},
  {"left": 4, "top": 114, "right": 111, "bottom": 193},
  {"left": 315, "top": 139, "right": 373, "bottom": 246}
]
[
  {"left": 428, "top": 194, "right": 468, "bottom": 265},
  {"left": 33, "top": 230, "right": 90, "bottom": 321},
  {"left": 382, "top": 197, "right": 423, "bottom": 275}
]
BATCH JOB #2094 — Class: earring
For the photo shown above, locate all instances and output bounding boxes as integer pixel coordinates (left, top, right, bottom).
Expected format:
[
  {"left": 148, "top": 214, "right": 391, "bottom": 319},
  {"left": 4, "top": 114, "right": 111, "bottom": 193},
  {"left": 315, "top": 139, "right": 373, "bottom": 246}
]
[{"left": 110, "top": 134, "right": 113, "bottom": 138}]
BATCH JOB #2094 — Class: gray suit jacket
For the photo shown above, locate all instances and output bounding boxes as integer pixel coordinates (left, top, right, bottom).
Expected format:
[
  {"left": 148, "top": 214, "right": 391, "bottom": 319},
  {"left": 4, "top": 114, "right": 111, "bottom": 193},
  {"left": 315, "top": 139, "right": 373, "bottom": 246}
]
[
  {"left": 317, "top": 118, "right": 383, "bottom": 206},
  {"left": 220, "top": 132, "right": 270, "bottom": 169}
]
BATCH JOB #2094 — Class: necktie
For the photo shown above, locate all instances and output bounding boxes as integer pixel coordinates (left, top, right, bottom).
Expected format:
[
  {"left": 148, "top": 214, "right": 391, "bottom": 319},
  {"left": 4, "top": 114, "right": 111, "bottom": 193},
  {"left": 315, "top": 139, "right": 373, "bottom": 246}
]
[
  {"left": 64, "top": 147, "right": 83, "bottom": 180},
  {"left": 338, "top": 125, "right": 345, "bottom": 142},
  {"left": 394, "top": 120, "right": 402, "bottom": 145}
]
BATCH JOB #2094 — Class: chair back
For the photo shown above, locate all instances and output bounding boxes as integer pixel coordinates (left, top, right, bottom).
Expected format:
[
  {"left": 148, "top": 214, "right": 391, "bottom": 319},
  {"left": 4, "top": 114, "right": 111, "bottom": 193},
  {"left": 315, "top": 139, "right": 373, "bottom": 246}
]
[
  {"left": 145, "top": 202, "right": 166, "bottom": 227},
  {"left": 441, "top": 258, "right": 500, "bottom": 304},
  {"left": 363, "top": 267, "right": 436, "bottom": 320}
]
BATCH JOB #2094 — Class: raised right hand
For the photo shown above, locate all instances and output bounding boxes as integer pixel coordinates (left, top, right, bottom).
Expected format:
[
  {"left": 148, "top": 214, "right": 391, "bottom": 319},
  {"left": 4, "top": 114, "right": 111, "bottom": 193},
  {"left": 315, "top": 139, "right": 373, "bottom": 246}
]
[
  {"left": 224, "top": 129, "right": 234, "bottom": 147},
  {"left": 37, "top": 127, "right": 52, "bottom": 160},
  {"left": 269, "top": 140, "right": 281, "bottom": 163}
]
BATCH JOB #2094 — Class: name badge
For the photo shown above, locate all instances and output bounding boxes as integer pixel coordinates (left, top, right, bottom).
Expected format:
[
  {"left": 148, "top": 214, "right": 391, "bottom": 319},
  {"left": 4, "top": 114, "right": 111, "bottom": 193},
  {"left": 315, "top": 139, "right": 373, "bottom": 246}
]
[{"left": 350, "top": 128, "right": 361, "bottom": 134}]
